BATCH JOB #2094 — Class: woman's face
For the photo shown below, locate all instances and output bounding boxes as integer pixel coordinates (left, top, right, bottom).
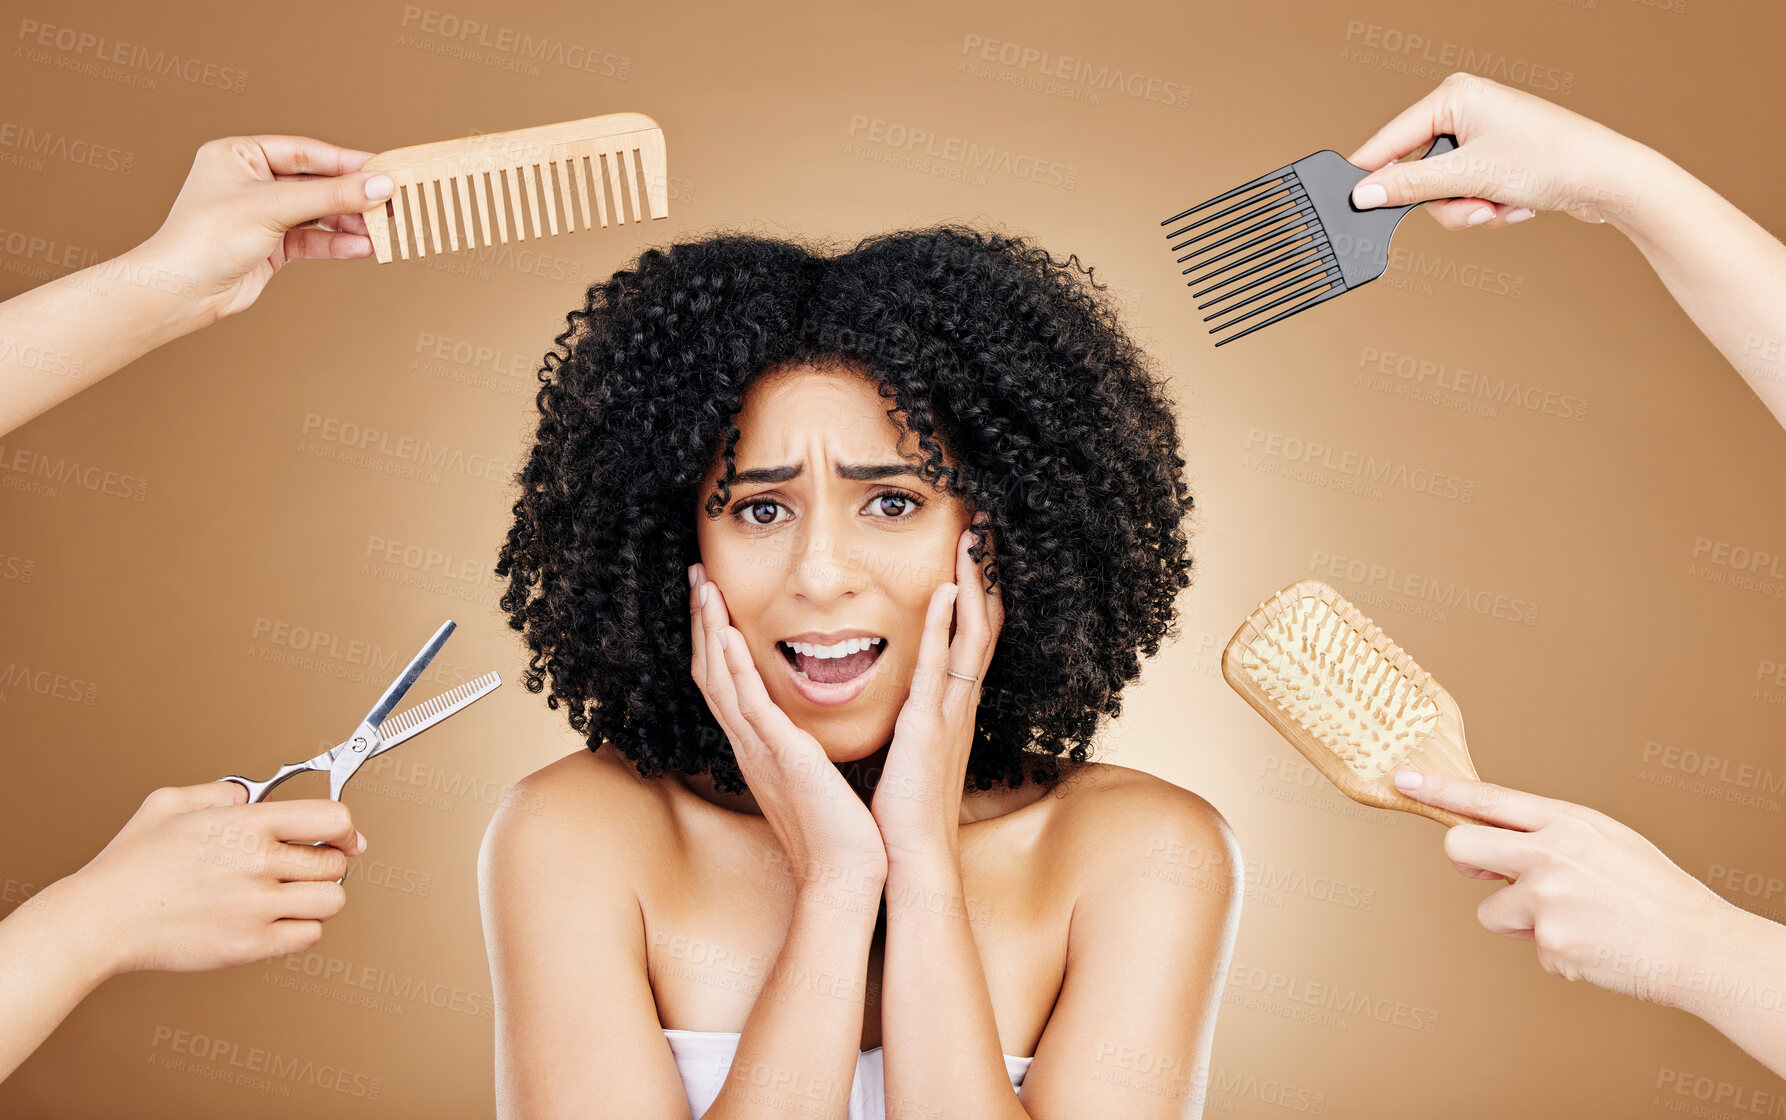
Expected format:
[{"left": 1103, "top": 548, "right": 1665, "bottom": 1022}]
[{"left": 695, "top": 361, "right": 972, "bottom": 761}]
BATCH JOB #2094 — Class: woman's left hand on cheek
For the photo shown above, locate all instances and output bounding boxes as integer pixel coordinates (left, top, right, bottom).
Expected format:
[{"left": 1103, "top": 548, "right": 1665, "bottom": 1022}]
[
  {"left": 871, "top": 519, "right": 1004, "bottom": 861},
  {"left": 1393, "top": 770, "right": 1739, "bottom": 1006}
]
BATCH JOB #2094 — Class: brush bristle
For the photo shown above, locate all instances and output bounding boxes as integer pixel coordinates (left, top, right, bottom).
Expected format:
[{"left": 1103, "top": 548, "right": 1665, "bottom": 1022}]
[{"left": 1238, "top": 592, "right": 1440, "bottom": 778}]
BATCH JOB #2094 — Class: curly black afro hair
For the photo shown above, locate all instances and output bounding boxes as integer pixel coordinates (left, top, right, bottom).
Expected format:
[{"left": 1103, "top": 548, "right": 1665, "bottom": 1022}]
[{"left": 496, "top": 224, "right": 1196, "bottom": 797}]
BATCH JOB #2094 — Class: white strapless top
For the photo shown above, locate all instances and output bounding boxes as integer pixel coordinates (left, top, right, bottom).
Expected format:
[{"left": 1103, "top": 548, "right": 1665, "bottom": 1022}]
[{"left": 661, "top": 1028, "right": 1034, "bottom": 1119}]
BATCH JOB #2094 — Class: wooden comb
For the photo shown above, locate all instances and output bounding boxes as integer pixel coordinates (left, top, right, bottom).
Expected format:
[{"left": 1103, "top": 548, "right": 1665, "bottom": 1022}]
[
  {"left": 358, "top": 112, "right": 668, "bottom": 264},
  {"left": 1223, "top": 578, "right": 1485, "bottom": 830}
]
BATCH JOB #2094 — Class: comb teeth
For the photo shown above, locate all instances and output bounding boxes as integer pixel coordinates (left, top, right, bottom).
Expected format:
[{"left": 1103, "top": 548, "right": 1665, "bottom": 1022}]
[
  {"left": 381, "top": 151, "right": 647, "bottom": 262},
  {"left": 1237, "top": 588, "right": 1440, "bottom": 779},
  {"left": 1162, "top": 166, "right": 1347, "bottom": 346},
  {"left": 378, "top": 671, "right": 502, "bottom": 743},
  {"left": 362, "top": 114, "right": 669, "bottom": 264}
]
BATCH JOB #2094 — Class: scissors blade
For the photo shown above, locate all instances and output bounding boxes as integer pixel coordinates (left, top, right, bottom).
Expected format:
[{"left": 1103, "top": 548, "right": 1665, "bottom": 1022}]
[
  {"left": 362, "top": 619, "right": 456, "bottom": 731},
  {"left": 367, "top": 671, "right": 502, "bottom": 758}
]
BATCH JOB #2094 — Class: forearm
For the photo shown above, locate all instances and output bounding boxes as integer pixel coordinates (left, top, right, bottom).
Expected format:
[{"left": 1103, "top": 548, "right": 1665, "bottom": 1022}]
[
  {"left": 706, "top": 873, "right": 884, "bottom": 1120},
  {"left": 1603, "top": 140, "right": 1786, "bottom": 428},
  {"left": 1671, "top": 904, "right": 1786, "bottom": 1080},
  {"left": 882, "top": 841, "right": 1028, "bottom": 1120},
  {"left": 0, "top": 243, "right": 211, "bottom": 437},
  {"left": 0, "top": 878, "right": 118, "bottom": 1083}
]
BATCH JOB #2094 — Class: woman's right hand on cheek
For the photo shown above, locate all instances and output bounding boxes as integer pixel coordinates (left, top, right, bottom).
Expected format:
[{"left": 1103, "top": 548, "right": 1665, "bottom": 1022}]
[
  {"left": 49, "top": 781, "right": 366, "bottom": 978},
  {"left": 130, "top": 135, "right": 395, "bottom": 325},
  {"left": 1346, "top": 71, "right": 1649, "bottom": 230},
  {"left": 688, "top": 563, "right": 889, "bottom": 891}
]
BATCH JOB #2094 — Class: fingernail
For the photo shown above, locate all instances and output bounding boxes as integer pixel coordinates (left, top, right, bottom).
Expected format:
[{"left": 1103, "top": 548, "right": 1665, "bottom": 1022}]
[
  {"left": 365, "top": 174, "right": 393, "bottom": 201},
  {"left": 945, "top": 583, "right": 959, "bottom": 604},
  {"left": 1352, "top": 182, "right": 1387, "bottom": 209},
  {"left": 1505, "top": 207, "right": 1536, "bottom": 224},
  {"left": 718, "top": 629, "right": 729, "bottom": 651},
  {"left": 1466, "top": 208, "right": 1494, "bottom": 226},
  {"left": 687, "top": 564, "right": 697, "bottom": 588},
  {"left": 355, "top": 831, "right": 367, "bottom": 853},
  {"left": 1393, "top": 771, "right": 1423, "bottom": 790},
  {"left": 699, "top": 583, "right": 709, "bottom": 606}
]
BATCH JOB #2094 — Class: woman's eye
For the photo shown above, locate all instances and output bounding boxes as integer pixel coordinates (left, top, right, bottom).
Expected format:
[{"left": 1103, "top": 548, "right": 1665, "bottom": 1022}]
[
  {"left": 741, "top": 500, "right": 784, "bottom": 525},
  {"left": 873, "top": 492, "right": 917, "bottom": 517}
]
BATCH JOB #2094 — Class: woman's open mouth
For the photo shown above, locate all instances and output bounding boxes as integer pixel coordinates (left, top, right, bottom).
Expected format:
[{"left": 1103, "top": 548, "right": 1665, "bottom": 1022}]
[{"left": 776, "top": 635, "right": 887, "bottom": 706}]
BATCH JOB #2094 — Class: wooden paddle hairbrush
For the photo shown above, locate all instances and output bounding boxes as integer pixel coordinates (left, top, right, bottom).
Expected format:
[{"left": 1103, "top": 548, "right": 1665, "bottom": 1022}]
[
  {"left": 1223, "top": 579, "right": 1484, "bottom": 829},
  {"left": 359, "top": 112, "right": 668, "bottom": 264}
]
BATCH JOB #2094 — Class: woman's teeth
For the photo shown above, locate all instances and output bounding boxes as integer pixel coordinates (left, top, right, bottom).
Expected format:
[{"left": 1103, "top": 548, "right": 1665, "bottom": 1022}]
[
  {"left": 778, "top": 637, "right": 886, "bottom": 686},
  {"left": 781, "top": 636, "right": 883, "bottom": 659}
]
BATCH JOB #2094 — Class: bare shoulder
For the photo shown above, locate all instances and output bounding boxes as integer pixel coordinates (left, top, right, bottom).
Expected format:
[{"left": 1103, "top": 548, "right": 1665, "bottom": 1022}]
[
  {"left": 479, "top": 745, "right": 672, "bottom": 885},
  {"left": 515, "top": 743, "right": 670, "bottom": 822},
  {"left": 478, "top": 746, "right": 695, "bottom": 1115},
  {"left": 1045, "top": 761, "right": 1241, "bottom": 892}
]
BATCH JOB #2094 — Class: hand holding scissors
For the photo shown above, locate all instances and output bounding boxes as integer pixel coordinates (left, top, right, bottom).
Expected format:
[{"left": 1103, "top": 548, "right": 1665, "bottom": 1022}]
[
  {"left": 0, "top": 622, "right": 501, "bottom": 1086},
  {"left": 218, "top": 619, "right": 501, "bottom": 878}
]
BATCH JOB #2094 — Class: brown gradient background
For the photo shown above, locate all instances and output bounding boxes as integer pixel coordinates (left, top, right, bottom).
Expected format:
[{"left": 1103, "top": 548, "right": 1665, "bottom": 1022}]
[{"left": 2, "top": 0, "right": 1783, "bottom": 1115}]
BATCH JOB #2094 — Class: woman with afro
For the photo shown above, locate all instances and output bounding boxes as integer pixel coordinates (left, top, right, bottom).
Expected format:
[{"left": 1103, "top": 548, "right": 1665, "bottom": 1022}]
[{"left": 479, "top": 224, "right": 1241, "bottom": 1120}]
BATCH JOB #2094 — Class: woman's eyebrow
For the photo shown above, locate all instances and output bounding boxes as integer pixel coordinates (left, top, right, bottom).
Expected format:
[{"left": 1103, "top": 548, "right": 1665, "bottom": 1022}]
[{"left": 732, "top": 462, "right": 921, "bottom": 485}]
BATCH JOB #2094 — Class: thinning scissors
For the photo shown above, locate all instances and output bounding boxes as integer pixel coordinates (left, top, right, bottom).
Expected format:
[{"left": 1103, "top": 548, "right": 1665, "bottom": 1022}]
[{"left": 218, "top": 619, "right": 501, "bottom": 805}]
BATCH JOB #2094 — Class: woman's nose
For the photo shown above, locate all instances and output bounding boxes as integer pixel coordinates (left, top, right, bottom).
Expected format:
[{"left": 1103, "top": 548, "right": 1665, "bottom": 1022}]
[{"left": 782, "top": 523, "right": 864, "bottom": 598}]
